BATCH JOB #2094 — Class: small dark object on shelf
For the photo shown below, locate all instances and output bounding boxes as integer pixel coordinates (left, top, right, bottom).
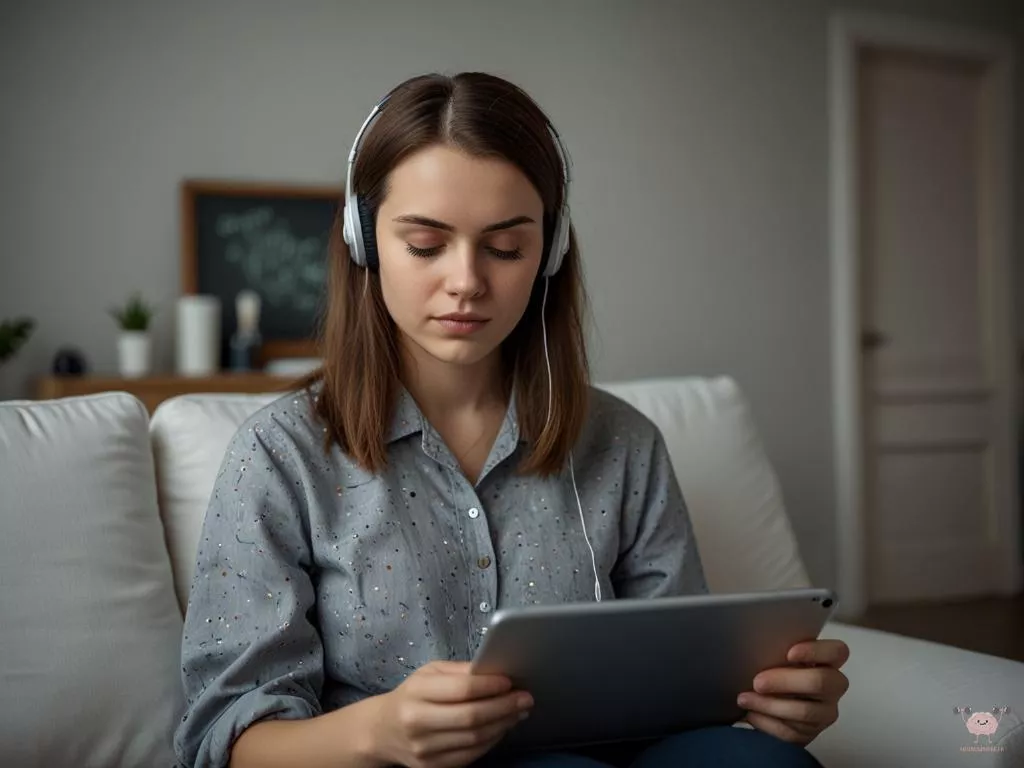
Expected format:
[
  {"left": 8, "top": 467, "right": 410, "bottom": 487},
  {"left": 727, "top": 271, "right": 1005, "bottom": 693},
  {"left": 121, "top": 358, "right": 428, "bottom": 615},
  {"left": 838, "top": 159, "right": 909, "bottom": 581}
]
[{"left": 52, "top": 348, "right": 88, "bottom": 376}]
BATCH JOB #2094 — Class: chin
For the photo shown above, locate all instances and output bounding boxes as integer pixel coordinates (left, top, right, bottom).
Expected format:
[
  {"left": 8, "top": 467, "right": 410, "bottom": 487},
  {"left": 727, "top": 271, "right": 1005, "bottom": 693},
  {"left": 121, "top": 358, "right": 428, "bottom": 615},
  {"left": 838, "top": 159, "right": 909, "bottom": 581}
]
[
  {"left": 431, "top": 345, "right": 497, "bottom": 367},
  {"left": 419, "top": 337, "right": 501, "bottom": 368}
]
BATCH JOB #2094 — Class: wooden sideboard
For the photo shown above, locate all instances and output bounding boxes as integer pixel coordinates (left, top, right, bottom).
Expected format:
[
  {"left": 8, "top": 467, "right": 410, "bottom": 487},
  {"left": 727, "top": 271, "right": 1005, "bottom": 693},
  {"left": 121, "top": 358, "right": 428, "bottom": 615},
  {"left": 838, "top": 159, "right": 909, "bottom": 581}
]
[{"left": 35, "top": 373, "right": 300, "bottom": 415}]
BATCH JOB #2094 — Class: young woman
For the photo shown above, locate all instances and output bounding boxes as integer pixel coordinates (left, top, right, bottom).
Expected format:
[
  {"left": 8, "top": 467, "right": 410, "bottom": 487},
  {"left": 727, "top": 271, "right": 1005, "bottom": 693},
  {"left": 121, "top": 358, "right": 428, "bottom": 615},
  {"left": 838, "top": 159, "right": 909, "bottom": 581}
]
[{"left": 174, "top": 72, "right": 848, "bottom": 768}]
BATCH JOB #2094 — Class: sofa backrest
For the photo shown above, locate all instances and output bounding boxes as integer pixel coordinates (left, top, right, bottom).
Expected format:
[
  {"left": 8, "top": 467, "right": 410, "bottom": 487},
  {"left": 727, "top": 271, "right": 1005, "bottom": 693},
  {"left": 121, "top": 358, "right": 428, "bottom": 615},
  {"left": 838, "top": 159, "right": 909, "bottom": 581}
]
[
  {"left": 0, "top": 393, "right": 184, "bottom": 767},
  {"left": 598, "top": 377, "right": 810, "bottom": 592},
  {"left": 151, "top": 376, "right": 810, "bottom": 612}
]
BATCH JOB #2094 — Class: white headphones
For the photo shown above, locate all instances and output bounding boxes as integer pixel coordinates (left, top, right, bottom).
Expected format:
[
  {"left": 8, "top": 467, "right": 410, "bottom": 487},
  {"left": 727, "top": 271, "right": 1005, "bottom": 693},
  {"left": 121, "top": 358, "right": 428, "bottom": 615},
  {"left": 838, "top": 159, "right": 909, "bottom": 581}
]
[{"left": 341, "top": 93, "right": 574, "bottom": 277}]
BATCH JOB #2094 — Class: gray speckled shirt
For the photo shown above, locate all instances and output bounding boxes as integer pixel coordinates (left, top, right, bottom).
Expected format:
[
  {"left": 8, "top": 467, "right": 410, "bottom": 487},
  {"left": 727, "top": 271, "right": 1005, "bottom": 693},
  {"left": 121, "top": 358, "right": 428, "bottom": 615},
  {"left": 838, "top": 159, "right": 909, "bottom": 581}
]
[{"left": 173, "top": 385, "right": 707, "bottom": 768}]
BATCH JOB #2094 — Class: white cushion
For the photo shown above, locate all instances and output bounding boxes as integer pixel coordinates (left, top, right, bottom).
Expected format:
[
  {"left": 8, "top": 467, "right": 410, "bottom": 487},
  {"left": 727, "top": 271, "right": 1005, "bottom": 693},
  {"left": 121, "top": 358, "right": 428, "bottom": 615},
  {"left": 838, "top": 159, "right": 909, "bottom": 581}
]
[
  {"left": 0, "top": 393, "right": 184, "bottom": 768},
  {"left": 153, "top": 377, "right": 809, "bottom": 603},
  {"left": 598, "top": 377, "right": 810, "bottom": 593},
  {"left": 151, "top": 394, "right": 277, "bottom": 611},
  {"left": 809, "top": 622, "right": 1024, "bottom": 766}
]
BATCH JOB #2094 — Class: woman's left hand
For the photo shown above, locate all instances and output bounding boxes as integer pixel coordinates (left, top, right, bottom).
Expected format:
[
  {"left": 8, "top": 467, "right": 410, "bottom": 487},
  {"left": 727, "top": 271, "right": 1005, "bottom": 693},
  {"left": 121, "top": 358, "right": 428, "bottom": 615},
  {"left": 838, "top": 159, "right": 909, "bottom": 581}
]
[{"left": 736, "top": 639, "right": 851, "bottom": 745}]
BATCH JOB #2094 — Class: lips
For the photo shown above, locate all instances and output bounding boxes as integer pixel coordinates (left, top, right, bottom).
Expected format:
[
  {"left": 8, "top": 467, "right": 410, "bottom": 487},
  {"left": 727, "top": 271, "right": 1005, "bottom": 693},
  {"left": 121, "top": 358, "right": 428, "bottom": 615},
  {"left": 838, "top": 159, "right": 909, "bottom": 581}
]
[
  {"left": 434, "top": 313, "right": 490, "bottom": 335},
  {"left": 436, "top": 313, "right": 488, "bottom": 322}
]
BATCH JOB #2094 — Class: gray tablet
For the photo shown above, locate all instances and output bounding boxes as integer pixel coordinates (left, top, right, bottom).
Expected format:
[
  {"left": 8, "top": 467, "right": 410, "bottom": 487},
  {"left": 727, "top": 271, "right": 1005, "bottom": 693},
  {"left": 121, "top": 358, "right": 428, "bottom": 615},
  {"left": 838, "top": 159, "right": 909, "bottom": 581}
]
[{"left": 470, "top": 587, "right": 838, "bottom": 752}]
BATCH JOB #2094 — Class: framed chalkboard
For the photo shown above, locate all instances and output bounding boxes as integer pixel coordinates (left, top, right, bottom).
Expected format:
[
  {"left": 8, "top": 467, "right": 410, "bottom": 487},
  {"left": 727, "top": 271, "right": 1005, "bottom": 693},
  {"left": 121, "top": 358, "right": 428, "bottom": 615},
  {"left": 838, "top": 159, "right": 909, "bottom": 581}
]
[{"left": 180, "top": 180, "right": 343, "bottom": 365}]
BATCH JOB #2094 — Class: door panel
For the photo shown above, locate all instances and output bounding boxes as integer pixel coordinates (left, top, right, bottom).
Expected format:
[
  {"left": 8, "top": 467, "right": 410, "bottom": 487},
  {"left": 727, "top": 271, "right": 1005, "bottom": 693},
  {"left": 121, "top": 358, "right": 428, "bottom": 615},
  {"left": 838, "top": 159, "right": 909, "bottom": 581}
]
[{"left": 858, "top": 47, "right": 1007, "bottom": 603}]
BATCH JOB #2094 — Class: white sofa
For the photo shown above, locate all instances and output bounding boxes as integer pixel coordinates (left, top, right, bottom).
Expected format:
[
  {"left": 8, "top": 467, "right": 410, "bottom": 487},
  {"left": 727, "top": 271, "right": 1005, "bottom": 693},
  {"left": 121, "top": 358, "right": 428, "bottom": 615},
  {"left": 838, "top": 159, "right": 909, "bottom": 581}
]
[{"left": 1, "top": 376, "right": 1022, "bottom": 768}]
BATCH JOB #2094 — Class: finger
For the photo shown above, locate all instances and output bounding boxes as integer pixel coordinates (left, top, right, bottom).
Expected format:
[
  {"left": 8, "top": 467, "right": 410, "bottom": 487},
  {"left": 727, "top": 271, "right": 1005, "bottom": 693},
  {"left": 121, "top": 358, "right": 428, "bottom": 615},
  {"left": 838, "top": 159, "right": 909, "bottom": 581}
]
[
  {"left": 737, "top": 692, "right": 834, "bottom": 729},
  {"left": 753, "top": 667, "right": 849, "bottom": 701},
  {"left": 787, "top": 640, "right": 850, "bottom": 669},
  {"left": 428, "top": 732, "right": 509, "bottom": 768},
  {"left": 424, "top": 661, "right": 474, "bottom": 675},
  {"left": 742, "top": 709, "right": 820, "bottom": 739},
  {"left": 410, "top": 669, "right": 514, "bottom": 703},
  {"left": 742, "top": 711, "right": 812, "bottom": 745},
  {"left": 422, "top": 710, "right": 525, "bottom": 755},
  {"left": 425, "top": 692, "right": 533, "bottom": 732}
]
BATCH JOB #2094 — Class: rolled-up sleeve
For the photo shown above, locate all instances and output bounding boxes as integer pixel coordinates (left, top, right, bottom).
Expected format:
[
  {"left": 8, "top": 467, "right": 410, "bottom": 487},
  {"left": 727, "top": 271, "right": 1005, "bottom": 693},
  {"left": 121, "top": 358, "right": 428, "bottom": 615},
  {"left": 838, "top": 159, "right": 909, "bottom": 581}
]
[
  {"left": 612, "top": 428, "right": 709, "bottom": 599},
  {"left": 173, "top": 416, "right": 324, "bottom": 768}
]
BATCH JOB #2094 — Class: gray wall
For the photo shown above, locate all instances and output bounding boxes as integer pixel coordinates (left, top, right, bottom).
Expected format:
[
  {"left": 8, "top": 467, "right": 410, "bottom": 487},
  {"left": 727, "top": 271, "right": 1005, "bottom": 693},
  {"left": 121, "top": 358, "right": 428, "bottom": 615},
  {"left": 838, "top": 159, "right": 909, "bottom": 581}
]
[{"left": 1, "top": 0, "right": 1020, "bottom": 589}]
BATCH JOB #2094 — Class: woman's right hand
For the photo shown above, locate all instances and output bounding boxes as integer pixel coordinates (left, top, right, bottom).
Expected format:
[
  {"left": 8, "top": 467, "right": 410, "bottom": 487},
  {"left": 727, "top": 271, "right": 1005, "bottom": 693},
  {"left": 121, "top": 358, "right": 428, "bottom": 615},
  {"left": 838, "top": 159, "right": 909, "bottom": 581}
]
[{"left": 367, "top": 660, "right": 534, "bottom": 768}]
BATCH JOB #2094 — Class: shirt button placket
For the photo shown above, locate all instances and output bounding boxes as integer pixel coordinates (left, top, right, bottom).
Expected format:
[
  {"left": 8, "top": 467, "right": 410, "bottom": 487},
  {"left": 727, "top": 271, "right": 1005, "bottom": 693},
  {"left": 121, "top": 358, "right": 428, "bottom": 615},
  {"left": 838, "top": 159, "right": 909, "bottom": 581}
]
[{"left": 458, "top": 486, "right": 497, "bottom": 634}]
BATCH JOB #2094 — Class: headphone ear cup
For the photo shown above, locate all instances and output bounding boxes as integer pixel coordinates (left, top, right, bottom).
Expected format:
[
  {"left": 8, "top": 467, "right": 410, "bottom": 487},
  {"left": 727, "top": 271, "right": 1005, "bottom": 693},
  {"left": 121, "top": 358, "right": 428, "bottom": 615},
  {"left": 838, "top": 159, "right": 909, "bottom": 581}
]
[
  {"left": 343, "top": 201, "right": 364, "bottom": 267},
  {"left": 357, "top": 196, "right": 380, "bottom": 271},
  {"left": 543, "top": 205, "right": 571, "bottom": 277}
]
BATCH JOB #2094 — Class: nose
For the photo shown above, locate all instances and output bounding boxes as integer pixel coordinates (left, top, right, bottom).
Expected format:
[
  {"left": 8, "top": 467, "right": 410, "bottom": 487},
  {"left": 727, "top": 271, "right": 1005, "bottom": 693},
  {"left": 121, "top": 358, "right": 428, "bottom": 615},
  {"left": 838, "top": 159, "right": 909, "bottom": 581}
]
[{"left": 444, "top": 243, "right": 485, "bottom": 299}]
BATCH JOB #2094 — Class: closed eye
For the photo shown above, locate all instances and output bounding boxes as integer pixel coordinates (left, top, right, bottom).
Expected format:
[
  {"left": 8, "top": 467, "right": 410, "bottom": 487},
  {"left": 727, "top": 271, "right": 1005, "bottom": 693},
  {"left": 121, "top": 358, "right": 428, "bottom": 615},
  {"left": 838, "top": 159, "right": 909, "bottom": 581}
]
[
  {"left": 488, "top": 246, "right": 523, "bottom": 261},
  {"left": 406, "top": 243, "right": 442, "bottom": 258},
  {"left": 404, "top": 243, "right": 524, "bottom": 261}
]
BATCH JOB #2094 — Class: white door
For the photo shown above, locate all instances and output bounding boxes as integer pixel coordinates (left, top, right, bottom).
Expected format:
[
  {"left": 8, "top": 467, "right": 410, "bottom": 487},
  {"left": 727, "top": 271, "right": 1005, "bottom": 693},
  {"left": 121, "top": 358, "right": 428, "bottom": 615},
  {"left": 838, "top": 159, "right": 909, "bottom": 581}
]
[{"left": 856, "top": 44, "right": 1019, "bottom": 604}]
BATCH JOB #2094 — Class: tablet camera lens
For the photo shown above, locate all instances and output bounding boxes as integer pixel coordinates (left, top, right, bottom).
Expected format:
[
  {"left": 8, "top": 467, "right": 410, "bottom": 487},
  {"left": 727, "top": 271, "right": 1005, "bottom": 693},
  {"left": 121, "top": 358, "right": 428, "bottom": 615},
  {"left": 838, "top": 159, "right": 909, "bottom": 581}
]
[{"left": 822, "top": 598, "right": 833, "bottom": 608}]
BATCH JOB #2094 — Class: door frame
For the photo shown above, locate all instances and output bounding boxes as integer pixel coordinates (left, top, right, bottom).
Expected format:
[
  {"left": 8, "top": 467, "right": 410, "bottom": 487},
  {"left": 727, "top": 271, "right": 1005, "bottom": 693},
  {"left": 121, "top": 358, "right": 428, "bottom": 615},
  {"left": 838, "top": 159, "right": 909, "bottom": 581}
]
[{"left": 828, "top": 11, "right": 1021, "bottom": 619}]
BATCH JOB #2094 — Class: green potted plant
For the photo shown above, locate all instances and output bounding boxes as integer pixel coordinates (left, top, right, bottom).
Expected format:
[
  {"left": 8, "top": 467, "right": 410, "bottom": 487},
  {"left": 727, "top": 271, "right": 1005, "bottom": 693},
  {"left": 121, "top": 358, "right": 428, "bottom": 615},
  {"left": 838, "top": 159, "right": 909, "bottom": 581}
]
[
  {"left": 109, "top": 293, "right": 155, "bottom": 378},
  {"left": 0, "top": 317, "right": 35, "bottom": 367}
]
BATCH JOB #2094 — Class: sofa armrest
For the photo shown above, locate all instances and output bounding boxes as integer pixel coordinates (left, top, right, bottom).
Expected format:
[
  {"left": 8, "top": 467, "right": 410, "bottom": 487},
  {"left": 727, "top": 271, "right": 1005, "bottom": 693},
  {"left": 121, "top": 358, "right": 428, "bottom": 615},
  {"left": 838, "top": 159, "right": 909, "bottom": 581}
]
[{"left": 804, "top": 622, "right": 1024, "bottom": 767}]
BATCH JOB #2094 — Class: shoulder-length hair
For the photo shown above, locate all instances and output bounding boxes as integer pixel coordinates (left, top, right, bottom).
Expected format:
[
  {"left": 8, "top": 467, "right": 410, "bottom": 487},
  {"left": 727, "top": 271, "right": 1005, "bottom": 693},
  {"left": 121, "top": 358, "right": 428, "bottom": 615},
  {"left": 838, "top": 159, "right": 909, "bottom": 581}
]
[{"left": 303, "top": 72, "right": 590, "bottom": 477}]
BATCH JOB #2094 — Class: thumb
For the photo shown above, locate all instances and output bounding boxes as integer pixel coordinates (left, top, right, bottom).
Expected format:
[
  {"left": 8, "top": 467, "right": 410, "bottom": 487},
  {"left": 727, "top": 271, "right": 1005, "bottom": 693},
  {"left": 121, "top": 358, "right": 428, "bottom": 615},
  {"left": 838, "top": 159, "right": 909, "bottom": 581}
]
[{"left": 421, "top": 660, "right": 473, "bottom": 675}]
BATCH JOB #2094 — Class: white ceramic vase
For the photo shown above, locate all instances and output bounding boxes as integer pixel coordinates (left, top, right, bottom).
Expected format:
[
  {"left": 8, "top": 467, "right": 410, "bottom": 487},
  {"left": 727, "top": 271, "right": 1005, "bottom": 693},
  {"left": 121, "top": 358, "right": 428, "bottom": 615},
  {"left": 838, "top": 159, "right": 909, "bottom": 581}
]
[{"left": 117, "top": 331, "right": 151, "bottom": 378}]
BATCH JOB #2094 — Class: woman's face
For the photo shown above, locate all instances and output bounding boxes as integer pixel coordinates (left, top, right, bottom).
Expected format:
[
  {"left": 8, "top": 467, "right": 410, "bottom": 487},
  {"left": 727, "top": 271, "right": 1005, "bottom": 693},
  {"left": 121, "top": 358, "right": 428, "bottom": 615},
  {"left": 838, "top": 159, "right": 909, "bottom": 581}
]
[{"left": 374, "top": 144, "right": 545, "bottom": 375}]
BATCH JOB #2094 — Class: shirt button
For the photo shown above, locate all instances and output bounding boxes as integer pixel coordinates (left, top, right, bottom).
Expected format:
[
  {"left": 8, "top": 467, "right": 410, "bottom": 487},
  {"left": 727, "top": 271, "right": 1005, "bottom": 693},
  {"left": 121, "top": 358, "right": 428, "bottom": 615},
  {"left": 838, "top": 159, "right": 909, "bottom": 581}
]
[
  {"left": 477, "top": 556, "right": 491, "bottom": 569},
  {"left": 479, "top": 601, "right": 491, "bottom": 613},
  {"left": 467, "top": 507, "right": 480, "bottom": 519}
]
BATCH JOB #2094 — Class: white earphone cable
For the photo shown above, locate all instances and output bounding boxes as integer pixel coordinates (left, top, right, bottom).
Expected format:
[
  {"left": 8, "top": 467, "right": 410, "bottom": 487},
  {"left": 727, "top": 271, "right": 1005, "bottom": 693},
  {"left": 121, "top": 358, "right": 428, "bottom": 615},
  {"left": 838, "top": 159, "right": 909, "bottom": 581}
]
[{"left": 541, "top": 277, "right": 601, "bottom": 602}]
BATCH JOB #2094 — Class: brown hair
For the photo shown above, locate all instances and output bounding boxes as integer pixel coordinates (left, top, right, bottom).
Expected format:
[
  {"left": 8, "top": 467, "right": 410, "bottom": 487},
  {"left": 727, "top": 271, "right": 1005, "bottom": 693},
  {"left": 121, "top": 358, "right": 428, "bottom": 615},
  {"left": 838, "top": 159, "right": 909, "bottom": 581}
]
[{"left": 303, "top": 72, "right": 590, "bottom": 476}]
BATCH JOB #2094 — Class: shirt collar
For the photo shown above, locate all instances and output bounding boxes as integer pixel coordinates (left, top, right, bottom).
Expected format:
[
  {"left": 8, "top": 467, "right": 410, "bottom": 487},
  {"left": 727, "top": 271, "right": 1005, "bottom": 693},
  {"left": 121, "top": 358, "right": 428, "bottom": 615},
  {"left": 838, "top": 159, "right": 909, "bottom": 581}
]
[{"left": 386, "top": 386, "right": 423, "bottom": 444}]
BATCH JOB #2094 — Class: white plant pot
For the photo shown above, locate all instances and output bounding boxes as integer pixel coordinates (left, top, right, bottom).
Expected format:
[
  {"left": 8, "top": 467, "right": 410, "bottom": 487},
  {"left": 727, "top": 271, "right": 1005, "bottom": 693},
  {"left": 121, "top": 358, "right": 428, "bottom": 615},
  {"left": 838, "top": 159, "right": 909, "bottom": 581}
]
[{"left": 117, "top": 331, "right": 151, "bottom": 379}]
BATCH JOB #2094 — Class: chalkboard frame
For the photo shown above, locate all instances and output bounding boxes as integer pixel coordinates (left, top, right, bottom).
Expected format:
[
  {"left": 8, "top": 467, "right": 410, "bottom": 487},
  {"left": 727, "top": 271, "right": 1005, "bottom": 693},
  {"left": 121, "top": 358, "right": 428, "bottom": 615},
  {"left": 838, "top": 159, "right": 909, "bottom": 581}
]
[{"left": 179, "top": 179, "right": 343, "bottom": 364}]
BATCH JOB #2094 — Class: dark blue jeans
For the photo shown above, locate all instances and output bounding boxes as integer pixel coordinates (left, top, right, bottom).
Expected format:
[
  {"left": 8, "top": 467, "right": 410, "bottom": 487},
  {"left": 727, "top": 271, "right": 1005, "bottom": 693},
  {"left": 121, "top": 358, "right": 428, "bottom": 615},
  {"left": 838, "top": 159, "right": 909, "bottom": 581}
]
[{"left": 477, "top": 726, "right": 825, "bottom": 768}]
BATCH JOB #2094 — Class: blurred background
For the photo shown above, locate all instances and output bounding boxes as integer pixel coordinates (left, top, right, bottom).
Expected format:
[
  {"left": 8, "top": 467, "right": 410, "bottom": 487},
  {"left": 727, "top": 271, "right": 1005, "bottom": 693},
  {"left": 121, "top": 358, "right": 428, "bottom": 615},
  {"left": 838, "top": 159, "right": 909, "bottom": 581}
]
[{"left": 1, "top": 0, "right": 1022, "bottom": 653}]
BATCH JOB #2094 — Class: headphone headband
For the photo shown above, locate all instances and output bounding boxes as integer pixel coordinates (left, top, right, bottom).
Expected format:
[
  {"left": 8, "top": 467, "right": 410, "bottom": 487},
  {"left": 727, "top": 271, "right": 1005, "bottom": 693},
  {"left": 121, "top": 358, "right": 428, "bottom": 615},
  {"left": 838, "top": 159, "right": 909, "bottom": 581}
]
[{"left": 342, "top": 93, "right": 572, "bottom": 276}]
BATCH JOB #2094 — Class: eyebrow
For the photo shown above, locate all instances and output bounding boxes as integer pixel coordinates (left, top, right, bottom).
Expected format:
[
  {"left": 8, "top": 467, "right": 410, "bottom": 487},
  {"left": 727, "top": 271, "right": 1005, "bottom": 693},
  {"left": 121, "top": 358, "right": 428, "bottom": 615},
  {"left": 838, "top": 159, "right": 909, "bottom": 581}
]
[{"left": 391, "top": 214, "right": 536, "bottom": 233}]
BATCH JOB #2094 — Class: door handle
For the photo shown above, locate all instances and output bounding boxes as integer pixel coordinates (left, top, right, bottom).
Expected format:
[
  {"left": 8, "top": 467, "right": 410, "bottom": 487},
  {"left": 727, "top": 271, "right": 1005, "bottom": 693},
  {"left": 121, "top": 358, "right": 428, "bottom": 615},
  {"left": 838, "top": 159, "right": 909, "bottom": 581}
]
[{"left": 861, "top": 329, "right": 889, "bottom": 351}]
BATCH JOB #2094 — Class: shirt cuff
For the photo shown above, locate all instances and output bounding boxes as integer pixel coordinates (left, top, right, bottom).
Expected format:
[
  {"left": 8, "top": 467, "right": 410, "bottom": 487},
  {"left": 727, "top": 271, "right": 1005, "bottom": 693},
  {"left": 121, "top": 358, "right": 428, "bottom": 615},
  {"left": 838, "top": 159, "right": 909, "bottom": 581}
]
[{"left": 180, "top": 688, "right": 320, "bottom": 768}]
